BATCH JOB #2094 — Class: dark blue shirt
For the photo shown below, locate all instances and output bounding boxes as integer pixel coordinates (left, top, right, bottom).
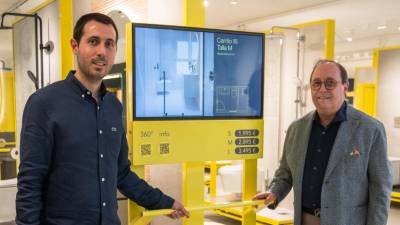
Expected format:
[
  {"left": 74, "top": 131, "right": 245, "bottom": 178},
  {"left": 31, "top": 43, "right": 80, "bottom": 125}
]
[
  {"left": 301, "top": 102, "right": 347, "bottom": 209},
  {"left": 16, "top": 71, "right": 174, "bottom": 225}
]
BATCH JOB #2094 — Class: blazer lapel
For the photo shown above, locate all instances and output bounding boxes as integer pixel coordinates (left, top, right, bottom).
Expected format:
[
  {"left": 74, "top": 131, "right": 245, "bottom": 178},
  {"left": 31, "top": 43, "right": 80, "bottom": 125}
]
[
  {"left": 293, "top": 113, "right": 314, "bottom": 186},
  {"left": 324, "top": 106, "right": 360, "bottom": 179}
]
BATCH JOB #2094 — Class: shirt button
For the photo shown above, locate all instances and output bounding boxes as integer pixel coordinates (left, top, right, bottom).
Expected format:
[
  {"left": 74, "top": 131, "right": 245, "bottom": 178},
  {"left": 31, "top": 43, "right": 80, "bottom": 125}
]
[
  {"left": 100, "top": 154, "right": 104, "bottom": 158},
  {"left": 317, "top": 149, "right": 321, "bottom": 153},
  {"left": 99, "top": 130, "right": 103, "bottom": 134},
  {"left": 97, "top": 106, "right": 100, "bottom": 110},
  {"left": 321, "top": 131, "right": 326, "bottom": 135},
  {"left": 81, "top": 94, "right": 85, "bottom": 98},
  {"left": 312, "top": 203, "right": 316, "bottom": 207},
  {"left": 313, "top": 166, "right": 317, "bottom": 171},
  {"left": 101, "top": 177, "right": 106, "bottom": 182},
  {"left": 102, "top": 202, "right": 106, "bottom": 207},
  {"left": 86, "top": 91, "right": 91, "bottom": 95}
]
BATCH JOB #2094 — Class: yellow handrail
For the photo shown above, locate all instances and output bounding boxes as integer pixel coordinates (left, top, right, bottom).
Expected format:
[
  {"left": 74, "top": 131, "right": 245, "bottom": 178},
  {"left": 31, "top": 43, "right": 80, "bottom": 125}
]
[{"left": 142, "top": 200, "right": 266, "bottom": 217}]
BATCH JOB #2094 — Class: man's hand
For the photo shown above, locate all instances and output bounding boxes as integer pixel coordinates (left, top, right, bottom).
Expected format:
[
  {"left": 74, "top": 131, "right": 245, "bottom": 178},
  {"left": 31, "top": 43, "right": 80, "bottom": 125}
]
[
  {"left": 253, "top": 191, "right": 277, "bottom": 206},
  {"left": 169, "top": 200, "right": 190, "bottom": 219}
]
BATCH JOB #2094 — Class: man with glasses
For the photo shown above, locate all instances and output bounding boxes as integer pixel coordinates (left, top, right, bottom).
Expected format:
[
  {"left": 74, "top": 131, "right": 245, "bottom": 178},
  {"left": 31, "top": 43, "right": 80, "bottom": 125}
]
[{"left": 254, "top": 60, "right": 392, "bottom": 225}]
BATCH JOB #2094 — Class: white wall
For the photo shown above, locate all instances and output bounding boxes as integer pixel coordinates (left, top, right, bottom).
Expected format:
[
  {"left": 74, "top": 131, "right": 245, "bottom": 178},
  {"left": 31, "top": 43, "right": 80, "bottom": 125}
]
[
  {"left": 147, "top": 0, "right": 182, "bottom": 25},
  {"left": 336, "top": 33, "right": 400, "bottom": 76},
  {"left": 0, "top": 30, "right": 13, "bottom": 67},
  {"left": 376, "top": 49, "right": 400, "bottom": 157}
]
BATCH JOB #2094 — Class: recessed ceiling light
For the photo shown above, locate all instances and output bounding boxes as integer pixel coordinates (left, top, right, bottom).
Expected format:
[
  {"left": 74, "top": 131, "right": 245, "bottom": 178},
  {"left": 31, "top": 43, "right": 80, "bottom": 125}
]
[
  {"left": 377, "top": 25, "right": 387, "bottom": 30},
  {"left": 346, "top": 37, "right": 353, "bottom": 42},
  {"left": 203, "top": 0, "right": 209, "bottom": 7},
  {"left": 231, "top": 1, "right": 238, "bottom": 5}
]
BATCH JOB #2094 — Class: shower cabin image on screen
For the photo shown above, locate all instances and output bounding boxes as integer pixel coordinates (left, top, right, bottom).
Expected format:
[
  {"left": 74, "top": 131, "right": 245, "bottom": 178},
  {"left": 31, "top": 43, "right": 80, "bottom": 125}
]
[{"left": 133, "top": 25, "right": 263, "bottom": 119}]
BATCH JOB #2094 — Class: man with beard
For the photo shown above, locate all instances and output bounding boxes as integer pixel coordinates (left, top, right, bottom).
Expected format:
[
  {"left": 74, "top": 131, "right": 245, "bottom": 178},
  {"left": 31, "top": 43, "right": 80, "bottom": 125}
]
[{"left": 16, "top": 13, "right": 189, "bottom": 225}]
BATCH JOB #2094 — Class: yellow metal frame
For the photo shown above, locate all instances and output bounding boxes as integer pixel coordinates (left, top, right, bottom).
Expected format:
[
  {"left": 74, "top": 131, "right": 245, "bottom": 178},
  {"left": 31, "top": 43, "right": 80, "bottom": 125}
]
[
  {"left": 290, "top": 19, "right": 335, "bottom": 60},
  {"left": 371, "top": 46, "right": 400, "bottom": 117},
  {"left": 59, "top": 0, "right": 74, "bottom": 80},
  {"left": 0, "top": 70, "right": 16, "bottom": 140},
  {"left": 0, "top": 69, "right": 17, "bottom": 173},
  {"left": 372, "top": 46, "right": 400, "bottom": 201},
  {"left": 270, "top": 19, "right": 335, "bottom": 60},
  {"left": 182, "top": 0, "right": 204, "bottom": 27},
  {"left": 214, "top": 207, "right": 293, "bottom": 225}
]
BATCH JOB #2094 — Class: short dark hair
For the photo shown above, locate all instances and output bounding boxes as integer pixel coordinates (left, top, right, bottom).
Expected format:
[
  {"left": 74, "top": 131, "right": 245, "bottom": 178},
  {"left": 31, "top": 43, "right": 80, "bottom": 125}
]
[
  {"left": 310, "top": 59, "right": 348, "bottom": 84},
  {"left": 73, "top": 13, "right": 118, "bottom": 44}
]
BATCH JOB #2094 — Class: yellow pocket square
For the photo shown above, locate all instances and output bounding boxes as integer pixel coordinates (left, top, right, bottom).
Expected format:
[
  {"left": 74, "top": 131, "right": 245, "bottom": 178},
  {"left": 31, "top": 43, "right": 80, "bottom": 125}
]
[{"left": 350, "top": 148, "right": 360, "bottom": 157}]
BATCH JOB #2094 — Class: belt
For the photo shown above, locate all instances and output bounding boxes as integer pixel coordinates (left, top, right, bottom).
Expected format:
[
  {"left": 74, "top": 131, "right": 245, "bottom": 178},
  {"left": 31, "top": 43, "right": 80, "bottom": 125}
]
[{"left": 302, "top": 207, "right": 321, "bottom": 217}]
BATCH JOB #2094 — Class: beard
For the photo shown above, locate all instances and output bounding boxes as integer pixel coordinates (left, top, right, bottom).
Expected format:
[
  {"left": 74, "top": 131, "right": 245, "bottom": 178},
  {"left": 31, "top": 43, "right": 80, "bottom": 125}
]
[{"left": 77, "top": 56, "right": 109, "bottom": 82}]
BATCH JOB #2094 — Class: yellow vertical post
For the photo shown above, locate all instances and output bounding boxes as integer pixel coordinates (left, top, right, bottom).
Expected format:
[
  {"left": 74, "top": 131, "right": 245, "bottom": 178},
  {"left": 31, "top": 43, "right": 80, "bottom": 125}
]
[
  {"left": 209, "top": 161, "right": 217, "bottom": 198},
  {"left": 323, "top": 20, "right": 335, "bottom": 60},
  {"left": 372, "top": 48, "right": 380, "bottom": 117},
  {"left": 182, "top": 0, "right": 205, "bottom": 27},
  {"left": 59, "top": 0, "right": 74, "bottom": 79},
  {"left": 182, "top": 1, "right": 205, "bottom": 225},
  {"left": 242, "top": 159, "right": 257, "bottom": 225},
  {"left": 182, "top": 162, "right": 205, "bottom": 225},
  {"left": 355, "top": 84, "right": 376, "bottom": 117},
  {"left": 0, "top": 69, "right": 16, "bottom": 150}
]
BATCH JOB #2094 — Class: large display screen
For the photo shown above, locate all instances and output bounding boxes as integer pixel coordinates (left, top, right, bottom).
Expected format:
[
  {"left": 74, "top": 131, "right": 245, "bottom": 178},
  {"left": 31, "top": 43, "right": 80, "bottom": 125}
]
[{"left": 133, "top": 24, "right": 264, "bottom": 119}]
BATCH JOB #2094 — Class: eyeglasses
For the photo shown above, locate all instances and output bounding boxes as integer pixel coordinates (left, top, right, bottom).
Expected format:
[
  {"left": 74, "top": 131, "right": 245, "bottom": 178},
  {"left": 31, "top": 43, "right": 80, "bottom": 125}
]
[{"left": 311, "top": 78, "right": 339, "bottom": 90}]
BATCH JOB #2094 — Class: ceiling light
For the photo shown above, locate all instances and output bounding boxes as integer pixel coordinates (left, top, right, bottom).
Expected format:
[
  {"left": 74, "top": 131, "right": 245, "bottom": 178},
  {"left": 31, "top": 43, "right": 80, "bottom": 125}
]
[
  {"left": 377, "top": 25, "right": 387, "bottom": 30},
  {"left": 346, "top": 37, "right": 353, "bottom": 42},
  {"left": 231, "top": 1, "right": 238, "bottom": 5},
  {"left": 203, "top": 0, "right": 209, "bottom": 7},
  {"left": 398, "top": 26, "right": 400, "bottom": 31}
]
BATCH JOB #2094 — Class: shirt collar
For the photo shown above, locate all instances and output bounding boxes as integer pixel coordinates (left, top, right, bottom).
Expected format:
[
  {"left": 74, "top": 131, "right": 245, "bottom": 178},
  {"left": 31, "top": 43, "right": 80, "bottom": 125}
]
[
  {"left": 314, "top": 101, "right": 347, "bottom": 125},
  {"left": 66, "top": 71, "right": 107, "bottom": 98}
]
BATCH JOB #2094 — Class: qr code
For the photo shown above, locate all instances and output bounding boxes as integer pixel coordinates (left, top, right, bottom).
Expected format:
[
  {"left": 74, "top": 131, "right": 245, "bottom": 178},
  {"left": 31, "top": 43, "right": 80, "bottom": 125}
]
[
  {"left": 160, "top": 143, "right": 170, "bottom": 155},
  {"left": 140, "top": 144, "right": 151, "bottom": 156}
]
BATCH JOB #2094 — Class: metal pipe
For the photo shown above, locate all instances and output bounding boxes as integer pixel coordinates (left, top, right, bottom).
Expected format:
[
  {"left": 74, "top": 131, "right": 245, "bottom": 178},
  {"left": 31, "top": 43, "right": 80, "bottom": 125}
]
[
  {"left": 1, "top": 12, "right": 45, "bottom": 89},
  {"left": 38, "top": 15, "right": 44, "bottom": 88},
  {"left": 271, "top": 26, "right": 305, "bottom": 120},
  {"left": 0, "top": 60, "right": 11, "bottom": 70},
  {"left": 265, "top": 32, "right": 285, "bottom": 162},
  {"left": 34, "top": 14, "right": 39, "bottom": 89}
]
